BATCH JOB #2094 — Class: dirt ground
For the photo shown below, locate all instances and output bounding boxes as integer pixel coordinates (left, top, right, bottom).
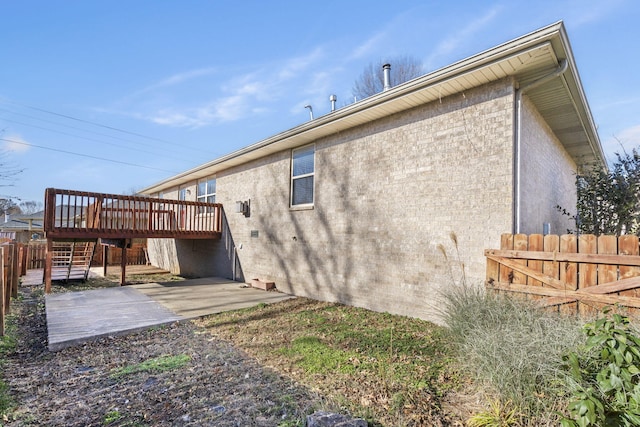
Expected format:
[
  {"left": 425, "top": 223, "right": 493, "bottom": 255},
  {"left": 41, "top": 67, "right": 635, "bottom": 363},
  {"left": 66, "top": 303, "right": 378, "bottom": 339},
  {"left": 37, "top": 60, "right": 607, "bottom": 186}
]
[{"left": 2, "top": 286, "right": 327, "bottom": 426}]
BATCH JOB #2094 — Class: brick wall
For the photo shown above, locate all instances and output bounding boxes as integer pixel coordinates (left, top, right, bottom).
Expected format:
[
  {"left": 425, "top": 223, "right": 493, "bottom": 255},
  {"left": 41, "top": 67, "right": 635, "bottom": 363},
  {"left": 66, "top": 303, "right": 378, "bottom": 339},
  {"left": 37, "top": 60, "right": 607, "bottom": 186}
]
[
  {"left": 519, "top": 95, "right": 577, "bottom": 235},
  {"left": 146, "top": 79, "right": 580, "bottom": 323},
  {"left": 212, "top": 80, "right": 516, "bottom": 323}
]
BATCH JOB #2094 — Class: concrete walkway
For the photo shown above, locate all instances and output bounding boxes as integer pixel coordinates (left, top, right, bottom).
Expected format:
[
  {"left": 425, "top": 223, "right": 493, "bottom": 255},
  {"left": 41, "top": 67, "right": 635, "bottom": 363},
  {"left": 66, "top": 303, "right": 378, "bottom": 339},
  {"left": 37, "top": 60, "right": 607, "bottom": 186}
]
[{"left": 45, "top": 278, "right": 294, "bottom": 351}]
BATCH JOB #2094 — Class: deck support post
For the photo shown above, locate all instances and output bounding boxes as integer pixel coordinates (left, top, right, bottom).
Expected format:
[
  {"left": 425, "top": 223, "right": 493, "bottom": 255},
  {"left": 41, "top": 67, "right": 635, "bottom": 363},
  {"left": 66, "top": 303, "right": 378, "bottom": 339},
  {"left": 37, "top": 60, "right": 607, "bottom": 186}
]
[
  {"left": 120, "top": 246, "right": 127, "bottom": 286},
  {"left": 103, "top": 245, "right": 108, "bottom": 277},
  {"left": 44, "top": 238, "right": 53, "bottom": 293}
]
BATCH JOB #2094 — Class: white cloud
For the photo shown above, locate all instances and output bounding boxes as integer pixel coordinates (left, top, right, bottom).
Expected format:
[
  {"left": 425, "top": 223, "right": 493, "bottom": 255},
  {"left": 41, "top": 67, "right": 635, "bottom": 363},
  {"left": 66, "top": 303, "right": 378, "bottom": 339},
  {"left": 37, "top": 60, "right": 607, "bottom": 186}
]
[
  {"left": 140, "top": 48, "right": 328, "bottom": 128},
  {"left": 425, "top": 6, "right": 501, "bottom": 68},
  {"left": 350, "top": 31, "right": 386, "bottom": 60},
  {"left": 128, "top": 67, "right": 218, "bottom": 100},
  {"left": 594, "top": 96, "right": 640, "bottom": 112},
  {"left": 600, "top": 124, "right": 640, "bottom": 162},
  {"left": 2, "top": 133, "right": 30, "bottom": 153},
  {"left": 278, "top": 47, "right": 324, "bottom": 80},
  {"left": 603, "top": 125, "right": 640, "bottom": 155},
  {"left": 565, "top": 0, "right": 626, "bottom": 27}
]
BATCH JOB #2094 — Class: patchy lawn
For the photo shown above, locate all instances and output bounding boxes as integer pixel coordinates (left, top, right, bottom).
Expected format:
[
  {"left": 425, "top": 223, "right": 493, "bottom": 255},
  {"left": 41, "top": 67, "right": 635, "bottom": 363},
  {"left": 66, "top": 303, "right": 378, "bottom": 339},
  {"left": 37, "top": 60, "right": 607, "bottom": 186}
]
[
  {"left": 2, "top": 273, "right": 470, "bottom": 426},
  {"left": 196, "top": 298, "right": 468, "bottom": 426}
]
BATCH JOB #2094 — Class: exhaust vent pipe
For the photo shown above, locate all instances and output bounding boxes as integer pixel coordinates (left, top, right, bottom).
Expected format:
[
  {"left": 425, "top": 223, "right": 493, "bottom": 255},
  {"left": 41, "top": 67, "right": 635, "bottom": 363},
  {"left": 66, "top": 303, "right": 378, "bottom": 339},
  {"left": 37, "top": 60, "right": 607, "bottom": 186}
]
[
  {"left": 304, "top": 104, "right": 314, "bottom": 120},
  {"left": 383, "top": 63, "right": 391, "bottom": 91},
  {"left": 329, "top": 94, "right": 337, "bottom": 112}
]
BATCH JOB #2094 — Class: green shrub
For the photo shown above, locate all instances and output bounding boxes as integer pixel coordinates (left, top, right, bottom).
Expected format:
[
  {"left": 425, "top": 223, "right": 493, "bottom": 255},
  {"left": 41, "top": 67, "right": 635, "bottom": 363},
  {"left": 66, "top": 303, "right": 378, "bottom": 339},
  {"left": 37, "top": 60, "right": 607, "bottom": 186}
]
[{"left": 561, "top": 309, "right": 640, "bottom": 427}]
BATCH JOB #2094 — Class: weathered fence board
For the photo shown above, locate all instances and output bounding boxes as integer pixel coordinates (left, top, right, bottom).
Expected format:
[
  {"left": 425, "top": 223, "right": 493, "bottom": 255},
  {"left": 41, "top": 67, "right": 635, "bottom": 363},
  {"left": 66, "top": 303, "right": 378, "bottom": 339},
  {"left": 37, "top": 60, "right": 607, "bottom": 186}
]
[
  {"left": 92, "top": 243, "right": 148, "bottom": 266},
  {"left": 485, "top": 234, "right": 640, "bottom": 317},
  {"left": 1, "top": 246, "right": 5, "bottom": 336},
  {"left": 0, "top": 243, "right": 19, "bottom": 336}
]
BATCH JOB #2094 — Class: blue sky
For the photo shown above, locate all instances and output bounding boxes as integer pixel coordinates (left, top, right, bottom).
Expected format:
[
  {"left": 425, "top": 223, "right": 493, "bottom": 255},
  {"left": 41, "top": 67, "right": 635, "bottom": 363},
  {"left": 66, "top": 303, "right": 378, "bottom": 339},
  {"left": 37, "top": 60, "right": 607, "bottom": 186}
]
[{"left": 1, "top": 0, "right": 638, "bottom": 204}]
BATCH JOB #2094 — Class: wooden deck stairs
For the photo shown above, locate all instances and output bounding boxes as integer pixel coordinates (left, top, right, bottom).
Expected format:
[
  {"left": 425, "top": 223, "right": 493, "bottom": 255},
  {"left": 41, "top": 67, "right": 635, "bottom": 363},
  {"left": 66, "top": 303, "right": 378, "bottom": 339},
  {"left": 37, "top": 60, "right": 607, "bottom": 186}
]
[{"left": 51, "top": 241, "right": 97, "bottom": 282}]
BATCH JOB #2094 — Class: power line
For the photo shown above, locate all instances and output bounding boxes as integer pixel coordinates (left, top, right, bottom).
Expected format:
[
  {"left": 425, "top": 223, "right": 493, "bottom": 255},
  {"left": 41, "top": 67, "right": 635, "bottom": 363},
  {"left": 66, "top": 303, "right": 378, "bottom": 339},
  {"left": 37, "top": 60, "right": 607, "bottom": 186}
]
[
  {"left": 0, "top": 116, "right": 194, "bottom": 162},
  {"left": 0, "top": 97, "right": 218, "bottom": 155},
  {"left": 0, "top": 137, "right": 179, "bottom": 173},
  {"left": 0, "top": 107, "right": 197, "bottom": 158}
]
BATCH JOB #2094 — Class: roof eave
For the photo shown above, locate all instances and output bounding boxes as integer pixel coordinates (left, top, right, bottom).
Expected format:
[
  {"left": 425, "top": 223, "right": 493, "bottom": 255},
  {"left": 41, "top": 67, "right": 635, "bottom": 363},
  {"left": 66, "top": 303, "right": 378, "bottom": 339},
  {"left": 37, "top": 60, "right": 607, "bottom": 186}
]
[{"left": 140, "top": 21, "right": 603, "bottom": 194}]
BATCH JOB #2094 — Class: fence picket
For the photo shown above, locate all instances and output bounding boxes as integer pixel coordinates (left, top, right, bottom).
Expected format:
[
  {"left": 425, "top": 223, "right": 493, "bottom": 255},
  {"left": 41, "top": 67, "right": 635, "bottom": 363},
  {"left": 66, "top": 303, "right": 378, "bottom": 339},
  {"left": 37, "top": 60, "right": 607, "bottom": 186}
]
[
  {"left": 0, "top": 246, "right": 4, "bottom": 335},
  {"left": 542, "top": 234, "right": 560, "bottom": 287},
  {"left": 513, "top": 234, "right": 528, "bottom": 285},
  {"left": 528, "top": 234, "right": 543, "bottom": 287},
  {"left": 619, "top": 235, "right": 640, "bottom": 298},
  {"left": 578, "top": 234, "right": 598, "bottom": 316},
  {"left": 597, "top": 235, "right": 618, "bottom": 284},
  {"left": 499, "top": 234, "right": 514, "bottom": 284},
  {"left": 3, "top": 246, "right": 10, "bottom": 315}
]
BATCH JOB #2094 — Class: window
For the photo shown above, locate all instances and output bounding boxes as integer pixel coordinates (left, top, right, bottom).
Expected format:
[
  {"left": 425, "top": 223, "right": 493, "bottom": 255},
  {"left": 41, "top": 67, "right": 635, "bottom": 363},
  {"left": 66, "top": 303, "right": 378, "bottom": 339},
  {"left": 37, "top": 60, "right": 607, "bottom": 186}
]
[
  {"left": 197, "top": 177, "right": 216, "bottom": 212},
  {"left": 291, "top": 145, "right": 314, "bottom": 206},
  {"left": 178, "top": 187, "right": 187, "bottom": 201}
]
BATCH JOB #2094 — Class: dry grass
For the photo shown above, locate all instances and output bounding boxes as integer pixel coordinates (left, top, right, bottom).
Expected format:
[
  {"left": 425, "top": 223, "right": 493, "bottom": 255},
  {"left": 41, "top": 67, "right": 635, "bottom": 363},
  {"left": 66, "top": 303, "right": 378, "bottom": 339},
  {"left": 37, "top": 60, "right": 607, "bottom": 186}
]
[{"left": 196, "top": 298, "right": 464, "bottom": 426}]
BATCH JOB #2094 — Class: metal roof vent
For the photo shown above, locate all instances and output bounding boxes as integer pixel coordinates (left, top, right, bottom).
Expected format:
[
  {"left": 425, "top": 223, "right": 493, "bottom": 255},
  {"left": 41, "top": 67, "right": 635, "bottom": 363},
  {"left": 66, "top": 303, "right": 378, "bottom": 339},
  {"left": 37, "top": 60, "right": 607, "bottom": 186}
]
[
  {"left": 329, "top": 94, "right": 337, "bottom": 112},
  {"left": 304, "top": 104, "right": 314, "bottom": 120},
  {"left": 383, "top": 63, "right": 391, "bottom": 91}
]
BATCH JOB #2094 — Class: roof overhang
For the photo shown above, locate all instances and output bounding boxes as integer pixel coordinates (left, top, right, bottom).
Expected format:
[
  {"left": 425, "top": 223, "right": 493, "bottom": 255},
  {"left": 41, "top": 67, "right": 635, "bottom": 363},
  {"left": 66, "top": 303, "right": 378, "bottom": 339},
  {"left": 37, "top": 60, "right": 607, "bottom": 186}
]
[{"left": 141, "top": 21, "right": 604, "bottom": 194}]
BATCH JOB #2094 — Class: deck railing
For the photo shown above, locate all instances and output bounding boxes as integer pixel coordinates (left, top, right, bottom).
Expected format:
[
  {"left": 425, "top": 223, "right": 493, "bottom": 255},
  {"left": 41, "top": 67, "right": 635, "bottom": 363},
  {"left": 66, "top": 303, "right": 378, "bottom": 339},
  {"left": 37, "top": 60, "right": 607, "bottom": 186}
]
[{"left": 44, "top": 188, "right": 223, "bottom": 239}]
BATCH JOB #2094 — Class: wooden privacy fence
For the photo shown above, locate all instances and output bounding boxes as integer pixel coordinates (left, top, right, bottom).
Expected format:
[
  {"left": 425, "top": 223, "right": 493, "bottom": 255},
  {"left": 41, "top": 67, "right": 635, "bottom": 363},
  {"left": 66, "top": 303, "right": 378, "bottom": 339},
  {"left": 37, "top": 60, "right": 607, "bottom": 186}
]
[
  {"left": 92, "top": 243, "right": 148, "bottom": 266},
  {"left": 485, "top": 234, "right": 640, "bottom": 316},
  {"left": 27, "top": 241, "right": 47, "bottom": 270},
  {"left": 1, "top": 242, "right": 20, "bottom": 336}
]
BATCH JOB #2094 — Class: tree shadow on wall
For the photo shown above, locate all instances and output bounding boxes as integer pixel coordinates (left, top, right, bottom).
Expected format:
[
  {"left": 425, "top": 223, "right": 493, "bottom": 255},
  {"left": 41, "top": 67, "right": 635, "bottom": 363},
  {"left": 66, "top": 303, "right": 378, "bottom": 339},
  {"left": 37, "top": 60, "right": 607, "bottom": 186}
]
[{"left": 255, "top": 146, "right": 385, "bottom": 307}]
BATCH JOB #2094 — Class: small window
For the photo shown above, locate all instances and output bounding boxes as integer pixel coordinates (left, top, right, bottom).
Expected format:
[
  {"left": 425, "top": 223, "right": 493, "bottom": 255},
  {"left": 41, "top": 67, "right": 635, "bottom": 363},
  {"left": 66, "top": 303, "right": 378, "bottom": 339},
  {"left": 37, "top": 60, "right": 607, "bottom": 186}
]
[
  {"left": 178, "top": 187, "right": 187, "bottom": 201},
  {"left": 197, "top": 177, "right": 216, "bottom": 212},
  {"left": 291, "top": 145, "right": 314, "bottom": 206}
]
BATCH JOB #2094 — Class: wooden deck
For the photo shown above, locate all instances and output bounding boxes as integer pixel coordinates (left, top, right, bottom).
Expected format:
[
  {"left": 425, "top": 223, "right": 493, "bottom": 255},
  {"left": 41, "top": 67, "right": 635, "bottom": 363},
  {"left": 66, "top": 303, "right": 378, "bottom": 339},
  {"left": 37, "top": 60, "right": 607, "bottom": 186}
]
[
  {"left": 43, "top": 188, "right": 224, "bottom": 292},
  {"left": 44, "top": 188, "right": 223, "bottom": 240}
]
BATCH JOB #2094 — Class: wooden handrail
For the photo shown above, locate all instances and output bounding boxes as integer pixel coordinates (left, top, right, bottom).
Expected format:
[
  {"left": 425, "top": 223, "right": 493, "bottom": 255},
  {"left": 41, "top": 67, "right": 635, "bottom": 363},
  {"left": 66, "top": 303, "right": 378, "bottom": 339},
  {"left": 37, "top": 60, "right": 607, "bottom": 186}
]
[{"left": 43, "top": 188, "right": 223, "bottom": 239}]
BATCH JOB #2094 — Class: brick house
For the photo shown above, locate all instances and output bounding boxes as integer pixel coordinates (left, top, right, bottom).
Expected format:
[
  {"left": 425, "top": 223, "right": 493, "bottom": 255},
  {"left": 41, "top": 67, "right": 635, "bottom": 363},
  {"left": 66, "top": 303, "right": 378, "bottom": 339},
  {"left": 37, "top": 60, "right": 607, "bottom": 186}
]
[{"left": 140, "top": 22, "right": 604, "bottom": 323}]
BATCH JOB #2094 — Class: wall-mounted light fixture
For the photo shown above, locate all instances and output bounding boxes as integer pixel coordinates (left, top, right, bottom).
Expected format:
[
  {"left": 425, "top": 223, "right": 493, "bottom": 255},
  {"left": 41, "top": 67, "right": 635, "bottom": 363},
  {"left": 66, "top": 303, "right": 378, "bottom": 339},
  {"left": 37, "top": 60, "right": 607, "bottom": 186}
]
[{"left": 235, "top": 199, "right": 250, "bottom": 217}]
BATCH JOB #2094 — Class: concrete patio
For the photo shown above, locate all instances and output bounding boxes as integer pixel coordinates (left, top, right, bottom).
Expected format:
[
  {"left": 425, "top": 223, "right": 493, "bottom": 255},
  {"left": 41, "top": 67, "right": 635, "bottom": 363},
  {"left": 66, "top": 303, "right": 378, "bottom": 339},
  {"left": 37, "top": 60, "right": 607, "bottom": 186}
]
[{"left": 45, "top": 277, "right": 294, "bottom": 351}]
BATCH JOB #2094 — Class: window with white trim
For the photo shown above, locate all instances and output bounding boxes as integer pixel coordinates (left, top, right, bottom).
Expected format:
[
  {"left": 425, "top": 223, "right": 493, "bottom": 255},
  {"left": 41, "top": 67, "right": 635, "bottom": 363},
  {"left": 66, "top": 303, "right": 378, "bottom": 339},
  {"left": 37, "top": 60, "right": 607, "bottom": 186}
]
[
  {"left": 197, "top": 177, "right": 216, "bottom": 212},
  {"left": 197, "top": 177, "right": 216, "bottom": 203},
  {"left": 291, "top": 145, "right": 314, "bottom": 206}
]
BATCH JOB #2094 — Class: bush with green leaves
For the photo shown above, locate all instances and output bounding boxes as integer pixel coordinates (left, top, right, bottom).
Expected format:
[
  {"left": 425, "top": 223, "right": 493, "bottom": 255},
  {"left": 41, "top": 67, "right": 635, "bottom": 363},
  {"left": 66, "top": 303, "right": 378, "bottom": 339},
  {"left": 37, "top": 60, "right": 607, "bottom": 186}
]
[
  {"left": 561, "top": 309, "right": 640, "bottom": 427},
  {"left": 558, "top": 147, "right": 640, "bottom": 236}
]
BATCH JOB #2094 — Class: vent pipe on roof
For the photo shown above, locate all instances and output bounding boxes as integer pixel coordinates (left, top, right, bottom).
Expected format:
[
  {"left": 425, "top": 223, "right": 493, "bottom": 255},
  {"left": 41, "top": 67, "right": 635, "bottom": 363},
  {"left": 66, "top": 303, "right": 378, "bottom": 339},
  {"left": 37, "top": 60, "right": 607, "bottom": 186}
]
[
  {"left": 329, "top": 94, "right": 337, "bottom": 112},
  {"left": 304, "top": 104, "right": 314, "bottom": 120},
  {"left": 4, "top": 213, "right": 9, "bottom": 223},
  {"left": 383, "top": 63, "right": 391, "bottom": 91}
]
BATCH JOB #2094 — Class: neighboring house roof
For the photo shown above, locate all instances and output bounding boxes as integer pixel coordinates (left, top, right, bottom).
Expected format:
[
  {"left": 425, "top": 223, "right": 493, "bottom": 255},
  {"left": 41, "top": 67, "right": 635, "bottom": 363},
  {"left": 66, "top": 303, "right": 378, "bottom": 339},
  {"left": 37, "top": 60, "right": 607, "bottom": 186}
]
[
  {"left": 14, "top": 206, "right": 80, "bottom": 228},
  {"left": 17, "top": 210, "right": 45, "bottom": 220},
  {"left": 0, "top": 218, "right": 43, "bottom": 231},
  {"left": 141, "top": 21, "right": 604, "bottom": 194},
  {"left": 1, "top": 206, "right": 89, "bottom": 233}
]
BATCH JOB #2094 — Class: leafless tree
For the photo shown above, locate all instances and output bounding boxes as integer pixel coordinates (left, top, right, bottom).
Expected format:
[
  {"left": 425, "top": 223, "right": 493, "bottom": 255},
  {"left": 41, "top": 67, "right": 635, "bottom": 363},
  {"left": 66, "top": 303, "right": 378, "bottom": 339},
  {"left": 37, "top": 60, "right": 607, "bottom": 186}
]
[
  {"left": 0, "top": 149, "right": 23, "bottom": 200},
  {"left": 19, "top": 200, "right": 43, "bottom": 214},
  {"left": 0, "top": 198, "right": 20, "bottom": 216},
  {"left": 352, "top": 55, "right": 425, "bottom": 100}
]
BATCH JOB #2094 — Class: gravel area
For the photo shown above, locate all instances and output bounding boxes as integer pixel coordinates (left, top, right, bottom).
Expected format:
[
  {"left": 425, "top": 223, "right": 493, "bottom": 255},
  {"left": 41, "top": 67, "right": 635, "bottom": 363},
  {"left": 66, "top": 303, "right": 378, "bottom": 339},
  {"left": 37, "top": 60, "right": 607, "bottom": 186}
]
[{"left": 2, "top": 286, "right": 326, "bottom": 426}]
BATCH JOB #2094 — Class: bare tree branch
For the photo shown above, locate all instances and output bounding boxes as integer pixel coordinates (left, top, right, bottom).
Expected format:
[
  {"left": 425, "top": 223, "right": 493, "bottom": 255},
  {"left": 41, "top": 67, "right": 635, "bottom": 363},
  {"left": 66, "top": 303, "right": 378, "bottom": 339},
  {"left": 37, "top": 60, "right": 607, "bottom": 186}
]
[{"left": 352, "top": 55, "right": 425, "bottom": 100}]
